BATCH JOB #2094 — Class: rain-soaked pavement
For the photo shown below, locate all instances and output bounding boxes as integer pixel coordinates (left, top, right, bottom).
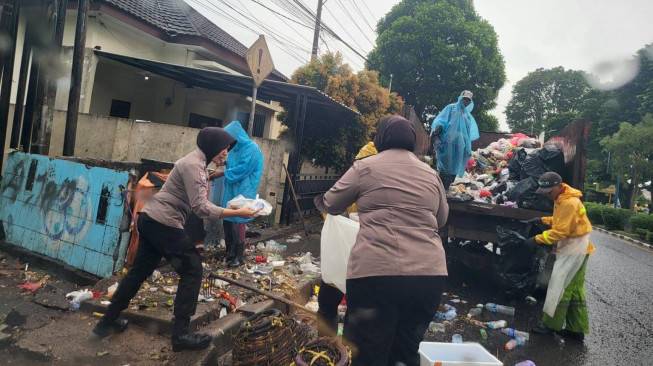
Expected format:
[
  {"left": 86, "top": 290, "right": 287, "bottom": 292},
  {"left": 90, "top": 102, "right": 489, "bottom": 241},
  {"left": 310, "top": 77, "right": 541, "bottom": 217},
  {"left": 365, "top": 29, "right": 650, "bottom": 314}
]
[{"left": 424, "top": 231, "right": 653, "bottom": 366}]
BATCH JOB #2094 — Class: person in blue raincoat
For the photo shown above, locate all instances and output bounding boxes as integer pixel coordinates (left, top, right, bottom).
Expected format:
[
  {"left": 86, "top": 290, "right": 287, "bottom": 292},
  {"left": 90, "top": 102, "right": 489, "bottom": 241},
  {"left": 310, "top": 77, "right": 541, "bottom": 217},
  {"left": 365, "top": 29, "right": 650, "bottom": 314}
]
[
  {"left": 430, "top": 90, "right": 480, "bottom": 189},
  {"left": 210, "top": 121, "right": 264, "bottom": 267}
]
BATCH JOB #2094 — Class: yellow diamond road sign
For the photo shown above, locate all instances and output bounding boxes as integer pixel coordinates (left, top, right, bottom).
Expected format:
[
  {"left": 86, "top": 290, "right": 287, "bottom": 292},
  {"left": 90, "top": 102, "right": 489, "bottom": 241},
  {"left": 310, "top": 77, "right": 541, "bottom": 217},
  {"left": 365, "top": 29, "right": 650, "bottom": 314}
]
[{"left": 246, "top": 35, "right": 275, "bottom": 88}]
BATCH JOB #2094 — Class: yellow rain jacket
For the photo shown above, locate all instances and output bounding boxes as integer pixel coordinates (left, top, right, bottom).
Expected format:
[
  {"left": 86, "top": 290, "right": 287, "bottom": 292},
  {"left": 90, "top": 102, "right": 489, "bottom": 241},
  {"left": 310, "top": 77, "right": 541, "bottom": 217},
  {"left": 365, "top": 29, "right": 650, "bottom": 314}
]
[
  {"left": 355, "top": 142, "right": 378, "bottom": 160},
  {"left": 323, "top": 142, "right": 378, "bottom": 219},
  {"left": 535, "top": 184, "right": 595, "bottom": 254}
]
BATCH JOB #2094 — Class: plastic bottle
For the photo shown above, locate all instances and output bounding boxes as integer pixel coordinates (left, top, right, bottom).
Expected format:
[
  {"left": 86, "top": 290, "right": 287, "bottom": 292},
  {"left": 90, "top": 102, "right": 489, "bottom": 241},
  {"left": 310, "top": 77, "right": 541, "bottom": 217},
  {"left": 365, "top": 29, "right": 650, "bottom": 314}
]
[
  {"left": 479, "top": 328, "right": 488, "bottom": 340},
  {"left": 485, "top": 303, "right": 516, "bottom": 316},
  {"left": 486, "top": 320, "right": 507, "bottom": 329},
  {"left": 428, "top": 322, "right": 446, "bottom": 333},
  {"left": 467, "top": 307, "right": 482, "bottom": 318},
  {"left": 434, "top": 309, "right": 457, "bottom": 321},
  {"left": 451, "top": 334, "right": 463, "bottom": 343},
  {"left": 515, "top": 361, "right": 536, "bottom": 366},
  {"left": 66, "top": 290, "right": 94, "bottom": 311},
  {"left": 443, "top": 304, "right": 457, "bottom": 312},
  {"left": 505, "top": 336, "right": 526, "bottom": 350},
  {"left": 502, "top": 328, "right": 530, "bottom": 340}
]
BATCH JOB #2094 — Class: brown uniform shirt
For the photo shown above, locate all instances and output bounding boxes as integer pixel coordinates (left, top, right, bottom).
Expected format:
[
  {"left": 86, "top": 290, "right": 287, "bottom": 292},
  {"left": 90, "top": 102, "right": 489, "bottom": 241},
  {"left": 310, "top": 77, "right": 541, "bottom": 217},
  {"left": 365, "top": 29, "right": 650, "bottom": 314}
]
[
  {"left": 141, "top": 149, "right": 223, "bottom": 229},
  {"left": 315, "top": 149, "right": 449, "bottom": 279}
]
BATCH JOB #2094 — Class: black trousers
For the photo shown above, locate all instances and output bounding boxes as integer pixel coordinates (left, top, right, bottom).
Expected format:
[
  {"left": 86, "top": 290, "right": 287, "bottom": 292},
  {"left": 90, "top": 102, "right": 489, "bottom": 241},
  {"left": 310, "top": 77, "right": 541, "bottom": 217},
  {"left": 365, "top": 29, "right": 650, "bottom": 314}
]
[
  {"left": 104, "top": 213, "right": 203, "bottom": 322},
  {"left": 439, "top": 173, "right": 456, "bottom": 190},
  {"left": 223, "top": 220, "right": 245, "bottom": 261},
  {"left": 344, "top": 275, "right": 446, "bottom": 366},
  {"left": 317, "top": 280, "right": 345, "bottom": 337}
]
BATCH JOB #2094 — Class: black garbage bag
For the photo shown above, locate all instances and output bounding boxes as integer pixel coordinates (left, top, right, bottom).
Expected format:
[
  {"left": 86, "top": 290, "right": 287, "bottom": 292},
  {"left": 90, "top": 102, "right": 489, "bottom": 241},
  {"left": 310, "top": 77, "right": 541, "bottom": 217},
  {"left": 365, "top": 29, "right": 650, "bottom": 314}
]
[
  {"left": 504, "top": 177, "right": 554, "bottom": 212},
  {"left": 520, "top": 145, "right": 565, "bottom": 180},
  {"left": 496, "top": 225, "right": 547, "bottom": 298},
  {"left": 446, "top": 191, "right": 474, "bottom": 202},
  {"left": 508, "top": 148, "right": 528, "bottom": 181},
  {"left": 490, "top": 181, "right": 508, "bottom": 195}
]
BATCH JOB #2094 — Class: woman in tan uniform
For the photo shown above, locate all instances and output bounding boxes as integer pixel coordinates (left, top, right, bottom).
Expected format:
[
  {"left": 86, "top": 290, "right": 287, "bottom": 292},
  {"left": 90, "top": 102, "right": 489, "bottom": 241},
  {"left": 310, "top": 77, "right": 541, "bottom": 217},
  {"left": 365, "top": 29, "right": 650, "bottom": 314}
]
[
  {"left": 315, "top": 116, "right": 449, "bottom": 366},
  {"left": 93, "top": 127, "right": 259, "bottom": 352}
]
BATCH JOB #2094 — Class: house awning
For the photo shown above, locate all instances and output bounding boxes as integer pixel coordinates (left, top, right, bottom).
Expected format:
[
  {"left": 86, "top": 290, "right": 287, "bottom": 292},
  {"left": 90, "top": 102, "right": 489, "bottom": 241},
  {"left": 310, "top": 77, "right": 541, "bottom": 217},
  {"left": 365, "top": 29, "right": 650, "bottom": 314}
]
[{"left": 94, "top": 50, "right": 359, "bottom": 115}]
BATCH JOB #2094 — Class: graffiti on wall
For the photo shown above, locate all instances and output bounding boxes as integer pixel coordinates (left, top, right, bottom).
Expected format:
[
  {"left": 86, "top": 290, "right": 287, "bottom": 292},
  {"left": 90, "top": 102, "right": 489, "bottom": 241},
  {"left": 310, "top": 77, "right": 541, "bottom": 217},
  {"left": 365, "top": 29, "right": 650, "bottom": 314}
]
[{"left": 0, "top": 152, "right": 129, "bottom": 277}]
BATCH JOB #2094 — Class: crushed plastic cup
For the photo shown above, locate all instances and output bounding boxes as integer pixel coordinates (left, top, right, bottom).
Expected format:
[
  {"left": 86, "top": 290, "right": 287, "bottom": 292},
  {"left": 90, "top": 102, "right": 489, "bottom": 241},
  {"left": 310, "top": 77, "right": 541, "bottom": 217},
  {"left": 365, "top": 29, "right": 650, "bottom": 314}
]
[{"left": 451, "top": 334, "right": 463, "bottom": 343}]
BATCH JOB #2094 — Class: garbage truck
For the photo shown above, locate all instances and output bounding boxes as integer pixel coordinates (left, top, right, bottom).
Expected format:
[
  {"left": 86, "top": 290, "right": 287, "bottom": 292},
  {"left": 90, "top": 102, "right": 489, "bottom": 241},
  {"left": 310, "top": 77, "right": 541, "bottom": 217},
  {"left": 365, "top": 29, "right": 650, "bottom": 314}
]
[{"left": 441, "top": 118, "right": 590, "bottom": 295}]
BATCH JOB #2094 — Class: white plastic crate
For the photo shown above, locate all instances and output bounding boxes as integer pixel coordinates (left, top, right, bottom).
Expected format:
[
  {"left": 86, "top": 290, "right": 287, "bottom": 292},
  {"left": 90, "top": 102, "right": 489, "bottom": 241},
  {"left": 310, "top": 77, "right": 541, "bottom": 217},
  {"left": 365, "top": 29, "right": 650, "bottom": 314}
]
[{"left": 419, "top": 342, "right": 503, "bottom": 366}]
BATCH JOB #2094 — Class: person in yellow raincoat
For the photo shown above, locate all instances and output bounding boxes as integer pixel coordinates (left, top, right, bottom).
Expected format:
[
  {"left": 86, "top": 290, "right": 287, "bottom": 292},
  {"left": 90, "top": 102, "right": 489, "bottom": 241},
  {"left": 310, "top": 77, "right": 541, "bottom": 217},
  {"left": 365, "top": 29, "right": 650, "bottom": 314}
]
[
  {"left": 524, "top": 172, "right": 594, "bottom": 341},
  {"left": 317, "top": 141, "right": 377, "bottom": 337}
]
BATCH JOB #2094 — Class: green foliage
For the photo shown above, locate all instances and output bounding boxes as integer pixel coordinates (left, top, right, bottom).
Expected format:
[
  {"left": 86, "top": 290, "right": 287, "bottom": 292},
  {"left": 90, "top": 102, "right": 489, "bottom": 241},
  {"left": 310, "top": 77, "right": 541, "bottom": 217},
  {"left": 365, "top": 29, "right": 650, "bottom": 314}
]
[
  {"left": 636, "top": 228, "right": 649, "bottom": 241},
  {"left": 600, "top": 114, "right": 653, "bottom": 210},
  {"left": 630, "top": 214, "right": 653, "bottom": 232},
  {"left": 582, "top": 44, "right": 653, "bottom": 191},
  {"left": 648, "top": 231, "right": 653, "bottom": 244},
  {"left": 366, "top": 0, "right": 505, "bottom": 123},
  {"left": 506, "top": 67, "right": 589, "bottom": 136},
  {"left": 585, "top": 202, "right": 609, "bottom": 225},
  {"left": 600, "top": 208, "right": 633, "bottom": 230},
  {"left": 283, "top": 52, "right": 404, "bottom": 171}
]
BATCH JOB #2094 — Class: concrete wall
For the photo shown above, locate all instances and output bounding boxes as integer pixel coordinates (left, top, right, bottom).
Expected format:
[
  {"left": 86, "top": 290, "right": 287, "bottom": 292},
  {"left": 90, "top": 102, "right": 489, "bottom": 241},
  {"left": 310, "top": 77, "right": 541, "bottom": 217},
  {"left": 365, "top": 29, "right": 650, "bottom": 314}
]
[{"left": 0, "top": 152, "right": 131, "bottom": 277}]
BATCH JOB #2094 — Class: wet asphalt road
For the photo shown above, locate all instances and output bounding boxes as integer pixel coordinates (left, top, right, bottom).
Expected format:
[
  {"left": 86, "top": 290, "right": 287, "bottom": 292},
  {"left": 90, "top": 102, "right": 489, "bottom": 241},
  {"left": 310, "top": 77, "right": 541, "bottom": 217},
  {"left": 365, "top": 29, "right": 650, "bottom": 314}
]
[{"left": 423, "top": 231, "right": 653, "bottom": 366}]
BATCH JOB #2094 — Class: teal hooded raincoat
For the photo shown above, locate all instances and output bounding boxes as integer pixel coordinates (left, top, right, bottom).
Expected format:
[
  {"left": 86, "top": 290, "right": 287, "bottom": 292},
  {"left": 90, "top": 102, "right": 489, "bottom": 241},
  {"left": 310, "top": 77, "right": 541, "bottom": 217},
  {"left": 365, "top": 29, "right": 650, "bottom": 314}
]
[{"left": 222, "top": 121, "right": 264, "bottom": 223}]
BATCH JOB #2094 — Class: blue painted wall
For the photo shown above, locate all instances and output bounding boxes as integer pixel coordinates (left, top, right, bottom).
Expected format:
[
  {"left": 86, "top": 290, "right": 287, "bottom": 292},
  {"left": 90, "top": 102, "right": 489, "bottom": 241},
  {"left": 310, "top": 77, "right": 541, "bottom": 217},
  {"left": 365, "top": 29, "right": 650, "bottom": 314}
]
[{"left": 0, "top": 152, "right": 130, "bottom": 277}]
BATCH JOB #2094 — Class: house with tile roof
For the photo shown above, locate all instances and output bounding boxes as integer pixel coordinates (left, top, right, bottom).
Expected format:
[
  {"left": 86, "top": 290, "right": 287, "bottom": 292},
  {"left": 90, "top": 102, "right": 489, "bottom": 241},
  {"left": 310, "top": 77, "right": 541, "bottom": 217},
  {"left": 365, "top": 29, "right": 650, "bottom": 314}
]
[{"left": 5, "top": 0, "right": 289, "bottom": 140}]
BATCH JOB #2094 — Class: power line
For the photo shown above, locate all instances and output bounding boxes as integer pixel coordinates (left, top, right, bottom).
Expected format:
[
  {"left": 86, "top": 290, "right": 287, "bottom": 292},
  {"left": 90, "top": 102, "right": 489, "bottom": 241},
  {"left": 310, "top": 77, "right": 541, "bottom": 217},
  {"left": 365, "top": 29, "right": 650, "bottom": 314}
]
[
  {"left": 291, "top": 0, "right": 368, "bottom": 60},
  {"left": 330, "top": 1, "right": 375, "bottom": 47},
  {"left": 187, "top": 0, "right": 307, "bottom": 63},
  {"left": 218, "top": 0, "right": 309, "bottom": 53},
  {"left": 249, "top": 0, "right": 313, "bottom": 47},
  {"left": 250, "top": 0, "right": 312, "bottom": 30},
  {"left": 348, "top": 1, "right": 376, "bottom": 35},
  {"left": 360, "top": 0, "right": 379, "bottom": 25},
  {"left": 321, "top": 5, "right": 369, "bottom": 56}
]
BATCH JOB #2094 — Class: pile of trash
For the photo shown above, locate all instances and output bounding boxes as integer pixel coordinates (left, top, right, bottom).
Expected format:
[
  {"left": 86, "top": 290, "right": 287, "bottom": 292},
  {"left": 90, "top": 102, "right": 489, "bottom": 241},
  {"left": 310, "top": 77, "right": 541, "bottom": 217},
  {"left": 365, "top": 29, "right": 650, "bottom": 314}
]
[
  {"left": 428, "top": 292, "right": 536, "bottom": 354},
  {"left": 446, "top": 133, "right": 565, "bottom": 212}
]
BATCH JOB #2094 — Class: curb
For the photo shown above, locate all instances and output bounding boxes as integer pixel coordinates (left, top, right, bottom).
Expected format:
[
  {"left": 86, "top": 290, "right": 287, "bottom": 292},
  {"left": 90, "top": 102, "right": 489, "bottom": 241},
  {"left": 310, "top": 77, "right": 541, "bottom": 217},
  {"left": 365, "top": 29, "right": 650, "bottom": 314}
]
[{"left": 594, "top": 227, "right": 652, "bottom": 249}]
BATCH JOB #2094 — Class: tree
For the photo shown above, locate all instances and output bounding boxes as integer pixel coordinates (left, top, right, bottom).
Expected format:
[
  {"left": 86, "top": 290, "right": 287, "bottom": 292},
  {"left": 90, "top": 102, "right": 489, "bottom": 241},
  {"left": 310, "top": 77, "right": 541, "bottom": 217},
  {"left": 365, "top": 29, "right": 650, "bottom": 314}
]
[
  {"left": 505, "top": 67, "right": 589, "bottom": 137},
  {"left": 600, "top": 115, "right": 653, "bottom": 210},
  {"left": 366, "top": 0, "right": 505, "bottom": 127},
  {"left": 283, "top": 52, "right": 404, "bottom": 172}
]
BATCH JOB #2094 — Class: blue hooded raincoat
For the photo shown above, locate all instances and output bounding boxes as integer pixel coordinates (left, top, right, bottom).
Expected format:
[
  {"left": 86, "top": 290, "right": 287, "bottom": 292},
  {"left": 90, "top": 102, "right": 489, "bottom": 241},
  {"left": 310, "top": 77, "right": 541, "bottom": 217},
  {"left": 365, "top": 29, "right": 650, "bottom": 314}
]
[
  {"left": 222, "top": 121, "right": 264, "bottom": 223},
  {"left": 431, "top": 96, "right": 480, "bottom": 177}
]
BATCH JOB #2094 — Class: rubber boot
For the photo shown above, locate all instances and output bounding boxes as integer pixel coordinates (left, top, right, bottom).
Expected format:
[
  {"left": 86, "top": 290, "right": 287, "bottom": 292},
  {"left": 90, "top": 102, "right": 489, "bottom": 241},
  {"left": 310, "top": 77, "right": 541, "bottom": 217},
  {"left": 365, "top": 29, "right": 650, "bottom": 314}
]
[
  {"left": 228, "top": 243, "right": 245, "bottom": 268},
  {"left": 172, "top": 318, "right": 212, "bottom": 352},
  {"left": 93, "top": 318, "right": 128, "bottom": 338}
]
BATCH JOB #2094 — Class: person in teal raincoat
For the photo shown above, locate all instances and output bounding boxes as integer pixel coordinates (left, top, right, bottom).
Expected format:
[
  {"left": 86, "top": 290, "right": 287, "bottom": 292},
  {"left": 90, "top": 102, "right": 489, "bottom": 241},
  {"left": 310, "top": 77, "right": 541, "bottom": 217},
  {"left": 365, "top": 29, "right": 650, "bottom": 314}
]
[
  {"left": 210, "top": 121, "right": 264, "bottom": 267},
  {"left": 430, "top": 90, "right": 480, "bottom": 189}
]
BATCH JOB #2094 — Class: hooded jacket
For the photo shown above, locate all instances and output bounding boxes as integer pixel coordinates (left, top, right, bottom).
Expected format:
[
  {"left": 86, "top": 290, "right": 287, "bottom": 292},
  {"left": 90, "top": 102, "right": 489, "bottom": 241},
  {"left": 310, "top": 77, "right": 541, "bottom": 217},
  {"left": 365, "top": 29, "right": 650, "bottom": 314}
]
[
  {"left": 222, "top": 121, "right": 264, "bottom": 223},
  {"left": 535, "top": 184, "right": 595, "bottom": 254},
  {"left": 431, "top": 96, "right": 480, "bottom": 177}
]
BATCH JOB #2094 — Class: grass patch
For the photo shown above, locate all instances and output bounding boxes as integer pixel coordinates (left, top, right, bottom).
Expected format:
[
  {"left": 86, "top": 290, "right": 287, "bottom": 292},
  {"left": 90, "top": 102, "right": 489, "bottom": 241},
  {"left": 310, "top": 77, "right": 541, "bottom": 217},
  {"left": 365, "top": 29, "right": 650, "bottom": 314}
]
[{"left": 612, "top": 230, "right": 641, "bottom": 241}]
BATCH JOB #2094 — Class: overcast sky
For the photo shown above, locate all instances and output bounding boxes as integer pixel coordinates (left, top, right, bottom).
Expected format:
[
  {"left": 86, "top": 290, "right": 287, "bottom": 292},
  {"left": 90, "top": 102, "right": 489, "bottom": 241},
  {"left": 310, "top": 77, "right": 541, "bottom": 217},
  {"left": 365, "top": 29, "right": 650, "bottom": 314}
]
[{"left": 189, "top": 0, "right": 653, "bottom": 131}]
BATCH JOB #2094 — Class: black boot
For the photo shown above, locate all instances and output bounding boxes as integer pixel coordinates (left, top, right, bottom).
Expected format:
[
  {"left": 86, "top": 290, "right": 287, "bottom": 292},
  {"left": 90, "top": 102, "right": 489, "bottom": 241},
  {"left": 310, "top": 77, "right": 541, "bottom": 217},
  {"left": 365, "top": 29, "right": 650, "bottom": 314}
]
[
  {"left": 172, "top": 317, "right": 212, "bottom": 352},
  {"left": 93, "top": 318, "right": 129, "bottom": 338},
  {"left": 228, "top": 243, "right": 245, "bottom": 267}
]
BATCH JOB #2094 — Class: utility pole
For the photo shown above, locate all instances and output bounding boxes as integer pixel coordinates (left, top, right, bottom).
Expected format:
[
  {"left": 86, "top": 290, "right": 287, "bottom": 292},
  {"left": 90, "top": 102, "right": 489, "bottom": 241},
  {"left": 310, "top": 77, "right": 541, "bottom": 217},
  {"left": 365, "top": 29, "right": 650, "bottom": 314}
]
[
  {"left": 63, "top": 0, "right": 88, "bottom": 156},
  {"left": 31, "top": 0, "right": 67, "bottom": 156},
  {"left": 310, "top": 0, "right": 324, "bottom": 59},
  {"left": 0, "top": 0, "right": 20, "bottom": 170}
]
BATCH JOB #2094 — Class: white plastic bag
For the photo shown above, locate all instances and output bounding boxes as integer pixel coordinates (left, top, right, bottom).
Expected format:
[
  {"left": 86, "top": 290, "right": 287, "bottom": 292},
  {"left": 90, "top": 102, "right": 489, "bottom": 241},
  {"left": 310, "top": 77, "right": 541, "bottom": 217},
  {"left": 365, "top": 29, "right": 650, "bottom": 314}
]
[
  {"left": 320, "top": 214, "right": 359, "bottom": 293},
  {"left": 226, "top": 194, "right": 273, "bottom": 216},
  {"left": 543, "top": 234, "right": 589, "bottom": 317}
]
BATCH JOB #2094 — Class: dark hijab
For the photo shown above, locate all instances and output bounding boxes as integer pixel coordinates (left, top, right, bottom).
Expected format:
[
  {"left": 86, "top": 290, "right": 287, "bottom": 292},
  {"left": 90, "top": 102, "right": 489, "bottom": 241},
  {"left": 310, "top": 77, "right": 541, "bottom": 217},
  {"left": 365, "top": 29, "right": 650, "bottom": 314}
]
[
  {"left": 373, "top": 115, "right": 416, "bottom": 152},
  {"left": 196, "top": 127, "right": 237, "bottom": 162}
]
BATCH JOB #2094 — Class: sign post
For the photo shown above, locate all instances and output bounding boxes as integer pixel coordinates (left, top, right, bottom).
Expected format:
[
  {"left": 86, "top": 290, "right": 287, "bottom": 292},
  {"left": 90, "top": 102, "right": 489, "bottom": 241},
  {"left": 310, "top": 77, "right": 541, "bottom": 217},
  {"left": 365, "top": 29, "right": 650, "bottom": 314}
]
[{"left": 245, "top": 35, "right": 274, "bottom": 136}]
